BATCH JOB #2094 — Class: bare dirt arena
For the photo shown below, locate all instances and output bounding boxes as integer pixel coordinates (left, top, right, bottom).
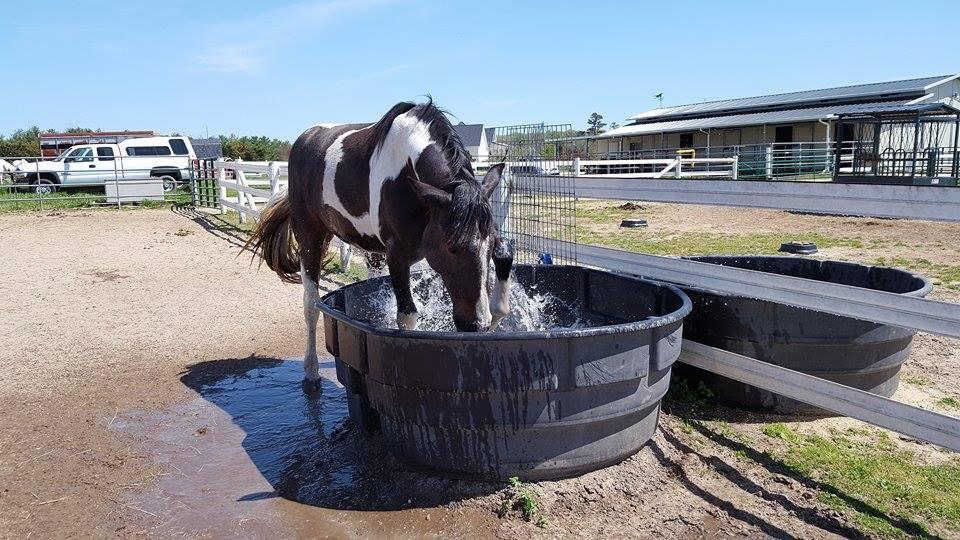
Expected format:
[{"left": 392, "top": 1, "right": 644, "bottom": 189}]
[{"left": 1, "top": 205, "right": 958, "bottom": 539}]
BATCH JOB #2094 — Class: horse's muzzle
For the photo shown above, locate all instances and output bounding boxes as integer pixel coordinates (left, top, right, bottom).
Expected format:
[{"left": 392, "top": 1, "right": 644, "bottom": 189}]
[{"left": 454, "top": 320, "right": 484, "bottom": 332}]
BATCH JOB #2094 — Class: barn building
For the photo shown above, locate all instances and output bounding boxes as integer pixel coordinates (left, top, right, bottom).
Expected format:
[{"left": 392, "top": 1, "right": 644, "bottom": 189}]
[{"left": 593, "top": 75, "right": 960, "bottom": 153}]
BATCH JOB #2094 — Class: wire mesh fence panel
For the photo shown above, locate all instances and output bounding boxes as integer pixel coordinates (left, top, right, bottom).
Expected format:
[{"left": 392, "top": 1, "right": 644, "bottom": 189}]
[{"left": 487, "top": 123, "right": 582, "bottom": 265}]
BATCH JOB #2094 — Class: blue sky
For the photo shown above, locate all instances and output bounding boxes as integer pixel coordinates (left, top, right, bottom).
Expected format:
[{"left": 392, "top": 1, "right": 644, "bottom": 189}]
[{"left": 2, "top": 0, "right": 958, "bottom": 141}]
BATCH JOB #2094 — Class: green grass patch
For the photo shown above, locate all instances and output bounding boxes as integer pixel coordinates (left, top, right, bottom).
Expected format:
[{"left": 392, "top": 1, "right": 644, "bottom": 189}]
[
  {"left": 666, "top": 376, "right": 716, "bottom": 411},
  {"left": 874, "top": 257, "right": 960, "bottom": 291},
  {"left": 498, "top": 476, "right": 547, "bottom": 528},
  {"left": 760, "top": 423, "right": 960, "bottom": 538},
  {"left": 324, "top": 258, "right": 369, "bottom": 283},
  {"left": 903, "top": 376, "right": 929, "bottom": 387},
  {"left": 577, "top": 228, "right": 864, "bottom": 257},
  {"left": 936, "top": 397, "right": 960, "bottom": 410}
]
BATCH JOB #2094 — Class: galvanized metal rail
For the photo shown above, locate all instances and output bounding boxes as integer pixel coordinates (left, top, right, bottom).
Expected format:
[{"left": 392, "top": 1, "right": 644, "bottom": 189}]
[
  {"left": 680, "top": 340, "right": 960, "bottom": 452},
  {"left": 576, "top": 243, "right": 960, "bottom": 339},
  {"left": 565, "top": 176, "right": 960, "bottom": 222}
]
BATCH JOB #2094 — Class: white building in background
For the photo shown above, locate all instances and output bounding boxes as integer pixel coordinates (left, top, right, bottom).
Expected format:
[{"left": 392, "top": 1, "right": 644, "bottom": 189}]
[
  {"left": 589, "top": 75, "right": 960, "bottom": 155},
  {"left": 452, "top": 122, "right": 490, "bottom": 160}
]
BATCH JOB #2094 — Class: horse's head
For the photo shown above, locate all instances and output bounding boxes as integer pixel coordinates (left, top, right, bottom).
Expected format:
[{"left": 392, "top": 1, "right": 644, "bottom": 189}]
[{"left": 407, "top": 162, "right": 513, "bottom": 332}]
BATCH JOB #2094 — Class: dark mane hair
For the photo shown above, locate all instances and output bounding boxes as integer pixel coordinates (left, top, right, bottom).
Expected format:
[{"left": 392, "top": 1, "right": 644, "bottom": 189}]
[
  {"left": 374, "top": 99, "right": 492, "bottom": 247},
  {"left": 410, "top": 98, "right": 474, "bottom": 180},
  {"left": 447, "top": 182, "right": 493, "bottom": 247}
]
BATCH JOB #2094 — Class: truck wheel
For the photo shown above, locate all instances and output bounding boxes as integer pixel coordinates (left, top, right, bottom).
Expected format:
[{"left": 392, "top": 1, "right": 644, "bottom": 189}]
[
  {"left": 159, "top": 175, "right": 177, "bottom": 192},
  {"left": 32, "top": 178, "right": 57, "bottom": 195}
]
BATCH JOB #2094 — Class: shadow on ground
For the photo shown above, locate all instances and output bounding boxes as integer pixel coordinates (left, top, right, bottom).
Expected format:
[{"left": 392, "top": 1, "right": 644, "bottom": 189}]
[
  {"left": 169, "top": 204, "right": 250, "bottom": 249},
  {"left": 179, "top": 356, "right": 499, "bottom": 511},
  {"left": 660, "top": 397, "right": 942, "bottom": 540}
]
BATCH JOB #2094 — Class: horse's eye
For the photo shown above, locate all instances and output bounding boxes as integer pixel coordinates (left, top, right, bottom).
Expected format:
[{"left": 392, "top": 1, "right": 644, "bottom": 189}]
[{"left": 448, "top": 246, "right": 459, "bottom": 255}]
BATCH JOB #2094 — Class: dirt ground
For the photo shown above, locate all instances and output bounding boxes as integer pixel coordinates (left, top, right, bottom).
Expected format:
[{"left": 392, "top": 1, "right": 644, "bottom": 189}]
[{"left": 0, "top": 205, "right": 957, "bottom": 539}]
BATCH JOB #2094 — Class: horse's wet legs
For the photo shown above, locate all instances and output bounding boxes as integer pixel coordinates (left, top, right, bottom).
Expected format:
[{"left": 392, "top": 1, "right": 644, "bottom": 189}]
[
  {"left": 388, "top": 258, "right": 418, "bottom": 330},
  {"left": 300, "top": 260, "right": 322, "bottom": 386}
]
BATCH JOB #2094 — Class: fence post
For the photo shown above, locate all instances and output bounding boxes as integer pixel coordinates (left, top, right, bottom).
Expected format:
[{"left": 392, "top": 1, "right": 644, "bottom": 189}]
[
  {"left": 268, "top": 161, "right": 281, "bottom": 197},
  {"left": 675, "top": 158, "right": 682, "bottom": 179},
  {"left": 235, "top": 163, "right": 247, "bottom": 224},
  {"left": 217, "top": 164, "right": 227, "bottom": 215},
  {"left": 732, "top": 156, "right": 739, "bottom": 180},
  {"left": 765, "top": 146, "right": 773, "bottom": 179},
  {"left": 572, "top": 157, "right": 580, "bottom": 177}
]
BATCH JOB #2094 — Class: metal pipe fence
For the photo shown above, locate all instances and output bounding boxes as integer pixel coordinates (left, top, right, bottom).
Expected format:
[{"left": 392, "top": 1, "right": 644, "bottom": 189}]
[
  {"left": 586, "top": 141, "right": 960, "bottom": 184},
  {"left": 0, "top": 154, "right": 197, "bottom": 210}
]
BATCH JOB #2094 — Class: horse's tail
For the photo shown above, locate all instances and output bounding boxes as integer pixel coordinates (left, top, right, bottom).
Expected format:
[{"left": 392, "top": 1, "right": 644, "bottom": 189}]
[{"left": 246, "top": 193, "right": 302, "bottom": 284}]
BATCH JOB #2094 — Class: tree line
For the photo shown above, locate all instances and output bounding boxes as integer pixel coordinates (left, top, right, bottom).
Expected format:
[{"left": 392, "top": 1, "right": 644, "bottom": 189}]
[{"left": 0, "top": 126, "right": 292, "bottom": 161}]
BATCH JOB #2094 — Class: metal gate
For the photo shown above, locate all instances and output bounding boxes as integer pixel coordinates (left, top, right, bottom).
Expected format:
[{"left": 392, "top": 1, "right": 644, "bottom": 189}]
[
  {"left": 489, "top": 123, "right": 584, "bottom": 265},
  {"left": 191, "top": 159, "right": 221, "bottom": 209}
]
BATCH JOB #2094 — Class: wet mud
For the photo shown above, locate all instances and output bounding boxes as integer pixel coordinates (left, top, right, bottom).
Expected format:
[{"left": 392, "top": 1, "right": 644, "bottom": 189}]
[{"left": 115, "top": 357, "right": 501, "bottom": 538}]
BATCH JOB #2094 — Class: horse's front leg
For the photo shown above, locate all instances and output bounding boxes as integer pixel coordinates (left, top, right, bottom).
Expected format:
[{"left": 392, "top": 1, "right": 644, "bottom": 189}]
[
  {"left": 388, "top": 256, "right": 418, "bottom": 330},
  {"left": 489, "top": 238, "right": 514, "bottom": 329}
]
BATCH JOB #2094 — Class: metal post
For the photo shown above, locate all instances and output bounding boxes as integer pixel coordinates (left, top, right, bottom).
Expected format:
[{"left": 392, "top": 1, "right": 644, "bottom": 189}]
[
  {"left": 114, "top": 157, "right": 121, "bottom": 209},
  {"left": 572, "top": 157, "right": 580, "bottom": 177},
  {"left": 833, "top": 120, "right": 844, "bottom": 182},
  {"left": 952, "top": 114, "right": 959, "bottom": 180},
  {"left": 911, "top": 112, "right": 920, "bottom": 179},
  {"left": 218, "top": 164, "right": 227, "bottom": 215},
  {"left": 765, "top": 146, "right": 773, "bottom": 179},
  {"left": 36, "top": 159, "right": 42, "bottom": 212}
]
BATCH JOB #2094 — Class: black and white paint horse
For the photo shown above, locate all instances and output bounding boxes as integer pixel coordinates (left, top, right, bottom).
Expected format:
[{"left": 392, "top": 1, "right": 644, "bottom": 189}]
[{"left": 249, "top": 101, "right": 514, "bottom": 384}]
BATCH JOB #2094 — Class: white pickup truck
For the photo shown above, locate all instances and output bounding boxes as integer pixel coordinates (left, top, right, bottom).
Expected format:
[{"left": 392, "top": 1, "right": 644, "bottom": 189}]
[{"left": 12, "top": 136, "right": 197, "bottom": 194}]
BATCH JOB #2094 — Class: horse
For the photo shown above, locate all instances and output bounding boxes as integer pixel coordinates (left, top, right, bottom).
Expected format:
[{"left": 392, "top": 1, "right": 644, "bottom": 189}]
[{"left": 248, "top": 101, "right": 514, "bottom": 385}]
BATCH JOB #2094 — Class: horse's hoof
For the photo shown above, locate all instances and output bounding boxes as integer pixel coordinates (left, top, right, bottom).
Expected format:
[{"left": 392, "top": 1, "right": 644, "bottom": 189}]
[{"left": 302, "top": 378, "right": 322, "bottom": 396}]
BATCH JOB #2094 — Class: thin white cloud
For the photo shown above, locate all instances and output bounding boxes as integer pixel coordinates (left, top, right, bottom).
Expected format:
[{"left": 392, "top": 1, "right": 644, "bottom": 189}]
[{"left": 191, "top": 0, "right": 398, "bottom": 74}]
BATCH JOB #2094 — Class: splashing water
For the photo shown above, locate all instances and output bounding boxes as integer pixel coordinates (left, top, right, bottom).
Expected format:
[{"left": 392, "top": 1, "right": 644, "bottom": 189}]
[{"left": 361, "top": 267, "right": 583, "bottom": 332}]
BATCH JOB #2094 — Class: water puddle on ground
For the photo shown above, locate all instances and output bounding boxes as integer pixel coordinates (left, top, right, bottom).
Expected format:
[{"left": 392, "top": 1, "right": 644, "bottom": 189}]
[{"left": 115, "top": 358, "right": 499, "bottom": 538}]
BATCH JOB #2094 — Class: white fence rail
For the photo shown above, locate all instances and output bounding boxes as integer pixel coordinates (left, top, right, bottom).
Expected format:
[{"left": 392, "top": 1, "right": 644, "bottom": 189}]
[
  {"left": 215, "top": 160, "right": 287, "bottom": 223},
  {"left": 572, "top": 156, "right": 739, "bottom": 179},
  {"left": 473, "top": 157, "right": 740, "bottom": 180},
  {"left": 681, "top": 341, "right": 960, "bottom": 452}
]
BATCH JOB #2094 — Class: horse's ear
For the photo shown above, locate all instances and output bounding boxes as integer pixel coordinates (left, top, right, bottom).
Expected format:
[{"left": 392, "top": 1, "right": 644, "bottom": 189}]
[
  {"left": 404, "top": 158, "right": 451, "bottom": 209},
  {"left": 481, "top": 163, "right": 506, "bottom": 199}
]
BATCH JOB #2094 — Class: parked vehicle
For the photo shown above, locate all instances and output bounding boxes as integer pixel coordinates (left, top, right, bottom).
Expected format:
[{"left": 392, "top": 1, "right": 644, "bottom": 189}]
[{"left": 11, "top": 137, "right": 196, "bottom": 194}]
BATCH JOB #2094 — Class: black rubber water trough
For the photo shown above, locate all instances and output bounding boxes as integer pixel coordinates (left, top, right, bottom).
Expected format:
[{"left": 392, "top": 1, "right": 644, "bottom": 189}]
[
  {"left": 676, "top": 256, "right": 932, "bottom": 414},
  {"left": 318, "top": 264, "right": 692, "bottom": 480}
]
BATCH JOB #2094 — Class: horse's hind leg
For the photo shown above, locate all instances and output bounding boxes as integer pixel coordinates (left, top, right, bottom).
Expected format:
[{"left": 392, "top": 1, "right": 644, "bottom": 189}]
[{"left": 299, "top": 230, "right": 333, "bottom": 390}]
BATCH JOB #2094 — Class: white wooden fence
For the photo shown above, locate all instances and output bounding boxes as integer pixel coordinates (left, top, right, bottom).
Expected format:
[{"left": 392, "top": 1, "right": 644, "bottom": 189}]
[
  {"left": 571, "top": 156, "right": 739, "bottom": 179},
  {"left": 215, "top": 160, "right": 287, "bottom": 224}
]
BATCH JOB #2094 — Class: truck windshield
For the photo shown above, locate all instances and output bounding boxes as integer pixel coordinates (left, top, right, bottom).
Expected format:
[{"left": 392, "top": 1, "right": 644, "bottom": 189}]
[{"left": 54, "top": 147, "right": 87, "bottom": 162}]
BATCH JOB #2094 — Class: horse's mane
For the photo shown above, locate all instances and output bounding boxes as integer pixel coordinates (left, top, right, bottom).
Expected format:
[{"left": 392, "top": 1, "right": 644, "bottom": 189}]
[{"left": 373, "top": 99, "right": 492, "bottom": 247}]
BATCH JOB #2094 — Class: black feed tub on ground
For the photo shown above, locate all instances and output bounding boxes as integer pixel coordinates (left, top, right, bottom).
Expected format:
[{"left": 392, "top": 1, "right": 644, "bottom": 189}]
[
  {"left": 676, "top": 256, "right": 932, "bottom": 414},
  {"left": 318, "top": 264, "right": 691, "bottom": 481}
]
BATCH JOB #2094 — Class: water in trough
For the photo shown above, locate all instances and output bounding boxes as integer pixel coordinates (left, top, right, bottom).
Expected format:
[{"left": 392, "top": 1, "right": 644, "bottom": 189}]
[{"left": 354, "top": 267, "right": 588, "bottom": 332}]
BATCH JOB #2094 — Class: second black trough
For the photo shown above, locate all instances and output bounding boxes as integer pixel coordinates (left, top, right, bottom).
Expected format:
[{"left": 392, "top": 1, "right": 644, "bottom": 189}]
[{"left": 676, "top": 256, "right": 932, "bottom": 414}]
